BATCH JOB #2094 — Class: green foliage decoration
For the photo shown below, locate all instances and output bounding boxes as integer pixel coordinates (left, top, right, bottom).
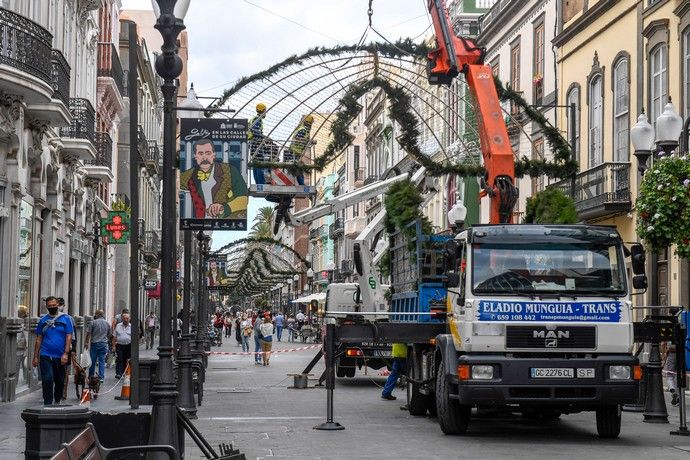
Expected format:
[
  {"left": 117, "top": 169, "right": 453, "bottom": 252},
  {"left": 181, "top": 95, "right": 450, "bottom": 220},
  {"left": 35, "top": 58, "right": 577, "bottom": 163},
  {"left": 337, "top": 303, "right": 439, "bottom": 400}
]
[
  {"left": 524, "top": 188, "right": 578, "bottom": 224},
  {"left": 636, "top": 155, "right": 690, "bottom": 259}
]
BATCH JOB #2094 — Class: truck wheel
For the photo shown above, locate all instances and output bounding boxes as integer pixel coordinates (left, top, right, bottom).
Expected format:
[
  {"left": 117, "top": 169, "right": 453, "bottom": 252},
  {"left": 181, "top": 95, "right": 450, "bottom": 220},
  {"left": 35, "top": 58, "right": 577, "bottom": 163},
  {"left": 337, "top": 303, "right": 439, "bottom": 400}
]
[
  {"left": 435, "top": 361, "right": 470, "bottom": 434},
  {"left": 596, "top": 405, "right": 621, "bottom": 439}
]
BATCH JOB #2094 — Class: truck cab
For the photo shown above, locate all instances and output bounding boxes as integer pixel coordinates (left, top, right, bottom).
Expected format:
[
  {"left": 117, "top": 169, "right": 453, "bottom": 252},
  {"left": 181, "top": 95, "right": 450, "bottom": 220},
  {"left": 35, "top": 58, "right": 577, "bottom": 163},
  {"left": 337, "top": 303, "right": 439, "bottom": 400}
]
[{"left": 432, "top": 224, "right": 641, "bottom": 437}]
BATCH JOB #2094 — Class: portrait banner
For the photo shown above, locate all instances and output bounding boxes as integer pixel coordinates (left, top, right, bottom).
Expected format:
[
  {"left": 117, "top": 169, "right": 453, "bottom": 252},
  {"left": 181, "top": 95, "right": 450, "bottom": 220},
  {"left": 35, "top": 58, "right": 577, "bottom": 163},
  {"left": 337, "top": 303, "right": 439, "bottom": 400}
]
[
  {"left": 179, "top": 118, "right": 248, "bottom": 230},
  {"left": 206, "top": 258, "right": 230, "bottom": 290}
]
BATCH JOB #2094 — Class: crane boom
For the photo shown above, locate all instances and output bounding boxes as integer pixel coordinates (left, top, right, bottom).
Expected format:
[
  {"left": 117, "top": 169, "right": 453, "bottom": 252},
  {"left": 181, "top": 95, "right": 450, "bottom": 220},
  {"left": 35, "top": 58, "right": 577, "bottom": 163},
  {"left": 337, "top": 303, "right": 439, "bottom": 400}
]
[{"left": 427, "top": 0, "right": 517, "bottom": 224}]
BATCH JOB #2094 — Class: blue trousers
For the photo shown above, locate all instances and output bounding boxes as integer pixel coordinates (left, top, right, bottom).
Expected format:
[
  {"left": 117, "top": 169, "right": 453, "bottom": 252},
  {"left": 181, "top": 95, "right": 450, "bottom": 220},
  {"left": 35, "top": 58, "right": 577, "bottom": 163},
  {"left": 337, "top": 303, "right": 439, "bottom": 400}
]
[
  {"left": 276, "top": 326, "right": 283, "bottom": 341},
  {"left": 89, "top": 342, "right": 108, "bottom": 381},
  {"left": 254, "top": 334, "right": 262, "bottom": 362},
  {"left": 241, "top": 335, "right": 250, "bottom": 353},
  {"left": 39, "top": 355, "right": 66, "bottom": 405},
  {"left": 382, "top": 359, "right": 406, "bottom": 397}
]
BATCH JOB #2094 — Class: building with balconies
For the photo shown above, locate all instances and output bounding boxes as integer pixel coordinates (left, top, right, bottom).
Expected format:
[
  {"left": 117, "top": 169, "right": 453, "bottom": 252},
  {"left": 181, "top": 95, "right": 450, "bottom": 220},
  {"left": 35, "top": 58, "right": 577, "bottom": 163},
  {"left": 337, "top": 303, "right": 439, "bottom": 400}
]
[{"left": 0, "top": 1, "right": 107, "bottom": 401}]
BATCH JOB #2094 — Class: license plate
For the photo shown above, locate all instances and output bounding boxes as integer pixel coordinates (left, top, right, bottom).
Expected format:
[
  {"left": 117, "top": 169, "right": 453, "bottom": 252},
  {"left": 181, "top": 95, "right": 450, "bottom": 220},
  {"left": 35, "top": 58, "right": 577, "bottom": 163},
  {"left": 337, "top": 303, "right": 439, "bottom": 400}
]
[
  {"left": 531, "top": 368, "right": 574, "bottom": 378},
  {"left": 577, "top": 368, "right": 595, "bottom": 378}
]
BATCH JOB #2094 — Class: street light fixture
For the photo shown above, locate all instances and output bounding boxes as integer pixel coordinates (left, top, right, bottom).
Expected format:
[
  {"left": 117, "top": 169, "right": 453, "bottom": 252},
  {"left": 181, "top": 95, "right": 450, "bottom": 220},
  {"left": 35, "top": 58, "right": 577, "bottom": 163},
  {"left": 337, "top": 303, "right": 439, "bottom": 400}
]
[
  {"left": 631, "top": 111, "right": 656, "bottom": 174},
  {"left": 151, "top": 0, "right": 189, "bottom": 451},
  {"left": 447, "top": 201, "right": 467, "bottom": 231},
  {"left": 655, "top": 99, "right": 683, "bottom": 156}
]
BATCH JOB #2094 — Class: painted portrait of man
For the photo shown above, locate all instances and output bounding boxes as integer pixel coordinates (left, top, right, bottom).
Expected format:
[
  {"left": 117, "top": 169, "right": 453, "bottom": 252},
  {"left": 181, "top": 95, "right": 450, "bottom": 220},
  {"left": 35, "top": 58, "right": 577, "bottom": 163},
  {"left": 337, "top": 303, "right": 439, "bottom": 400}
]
[
  {"left": 207, "top": 259, "right": 229, "bottom": 287},
  {"left": 180, "top": 139, "right": 248, "bottom": 219}
]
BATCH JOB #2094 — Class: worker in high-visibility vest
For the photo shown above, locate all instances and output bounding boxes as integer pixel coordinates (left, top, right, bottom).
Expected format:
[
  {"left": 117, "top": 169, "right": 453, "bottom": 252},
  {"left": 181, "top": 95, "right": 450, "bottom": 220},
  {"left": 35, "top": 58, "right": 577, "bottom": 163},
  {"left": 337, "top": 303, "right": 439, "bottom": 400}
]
[
  {"left": 249, "top": 102, "right": 268, "bottom": 185},
  {"left": 284, "top": 114, "right": 313, "bottom": 186},
  {"left": 381, "top": 343, "right": 407, "bottom": 400}
]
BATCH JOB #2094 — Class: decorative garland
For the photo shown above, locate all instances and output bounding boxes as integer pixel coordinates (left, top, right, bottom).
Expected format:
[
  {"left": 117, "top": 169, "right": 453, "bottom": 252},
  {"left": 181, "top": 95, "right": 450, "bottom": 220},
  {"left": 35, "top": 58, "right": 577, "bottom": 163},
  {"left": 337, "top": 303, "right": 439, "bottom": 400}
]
[
  {"left": 213, "top": 237, "right": 311, "bottom": 268},
  {"left": 523, "top": 187, "right": 578, "bottom": 224},
  {"left": 207, "top": 39, "right": 432, "bottom": 111},
  {"left": 636, "top": 155, "right": 690, "bottom": 259}
]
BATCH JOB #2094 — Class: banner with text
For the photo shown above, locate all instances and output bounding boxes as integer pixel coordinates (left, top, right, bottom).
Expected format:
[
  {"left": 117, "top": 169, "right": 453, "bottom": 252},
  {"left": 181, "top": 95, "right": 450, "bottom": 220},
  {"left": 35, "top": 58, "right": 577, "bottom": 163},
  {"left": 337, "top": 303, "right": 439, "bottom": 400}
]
[
  {"left": 179, "top": 118, "right": 248, "bottom": 231},
  {"left": 476, "top": 300, "right": 622, "bottom": 322}
]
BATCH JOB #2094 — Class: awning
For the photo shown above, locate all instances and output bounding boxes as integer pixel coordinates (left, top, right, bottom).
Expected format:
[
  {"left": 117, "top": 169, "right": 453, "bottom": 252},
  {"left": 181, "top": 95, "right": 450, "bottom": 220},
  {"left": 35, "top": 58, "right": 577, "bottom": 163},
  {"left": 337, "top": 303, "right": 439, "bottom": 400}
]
[{"left": 290, "top": 292, "right": 326, "bottom": 303}]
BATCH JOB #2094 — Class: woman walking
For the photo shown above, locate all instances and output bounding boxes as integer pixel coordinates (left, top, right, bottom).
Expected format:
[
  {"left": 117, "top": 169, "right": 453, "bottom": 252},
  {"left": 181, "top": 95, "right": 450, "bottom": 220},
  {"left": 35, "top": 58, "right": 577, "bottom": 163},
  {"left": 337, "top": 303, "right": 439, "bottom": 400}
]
[
  {"left": 234, "top": 314, "right": 242, "bottom": 346},
  {"left": 240, "top": 314, "right": 252, "bottom": 354},
  {"left": 259, "top": 312, "right": 274, "bottom": 366}
]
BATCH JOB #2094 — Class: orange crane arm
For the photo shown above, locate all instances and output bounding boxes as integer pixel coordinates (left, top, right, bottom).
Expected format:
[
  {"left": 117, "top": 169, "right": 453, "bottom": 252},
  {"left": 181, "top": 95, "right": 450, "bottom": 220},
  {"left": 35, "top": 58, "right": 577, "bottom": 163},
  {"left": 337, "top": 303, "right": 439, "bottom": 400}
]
[{"left": 427, "top": 0, "right": 517, "bottom": 224}]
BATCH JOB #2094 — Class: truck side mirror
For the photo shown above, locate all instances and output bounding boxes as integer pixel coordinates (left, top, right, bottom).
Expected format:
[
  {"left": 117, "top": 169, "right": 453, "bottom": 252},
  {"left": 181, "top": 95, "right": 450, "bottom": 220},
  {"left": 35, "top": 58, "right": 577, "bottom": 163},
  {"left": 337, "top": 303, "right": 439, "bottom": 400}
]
[
  {"left": 446, "top": 272, "right": 460, "bottom": 288},
  {"left": 632, "top": 275, "right": 648, "bottom": 290},
  {"left": 444, "top": 240, "right": 459, "bottom": 270},
  {"left": 630, "top": 244, "right": 646, "bottom": 275}
]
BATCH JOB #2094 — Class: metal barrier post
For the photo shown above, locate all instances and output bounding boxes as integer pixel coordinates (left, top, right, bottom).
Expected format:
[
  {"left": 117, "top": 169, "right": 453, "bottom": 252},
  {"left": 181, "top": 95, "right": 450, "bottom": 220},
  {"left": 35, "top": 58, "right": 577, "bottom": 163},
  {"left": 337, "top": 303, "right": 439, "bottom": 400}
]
[{"left": 314, "top": 322, "right": 344, "bottom": 431}]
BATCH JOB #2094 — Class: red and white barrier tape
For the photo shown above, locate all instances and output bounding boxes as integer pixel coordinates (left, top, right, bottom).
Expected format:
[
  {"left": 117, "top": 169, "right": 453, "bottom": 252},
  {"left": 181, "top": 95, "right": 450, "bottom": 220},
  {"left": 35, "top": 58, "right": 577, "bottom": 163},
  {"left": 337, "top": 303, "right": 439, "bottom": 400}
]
[{"left": 207, "top": 344, "right": 321, "bottom": 356}]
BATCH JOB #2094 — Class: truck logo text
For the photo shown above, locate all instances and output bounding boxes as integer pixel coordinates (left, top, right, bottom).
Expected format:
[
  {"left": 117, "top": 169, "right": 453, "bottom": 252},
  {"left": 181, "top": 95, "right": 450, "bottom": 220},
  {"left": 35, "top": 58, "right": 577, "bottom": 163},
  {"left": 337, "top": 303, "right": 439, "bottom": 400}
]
[{"left": 533, "top": 330, "right": 570, "bottom": 339}]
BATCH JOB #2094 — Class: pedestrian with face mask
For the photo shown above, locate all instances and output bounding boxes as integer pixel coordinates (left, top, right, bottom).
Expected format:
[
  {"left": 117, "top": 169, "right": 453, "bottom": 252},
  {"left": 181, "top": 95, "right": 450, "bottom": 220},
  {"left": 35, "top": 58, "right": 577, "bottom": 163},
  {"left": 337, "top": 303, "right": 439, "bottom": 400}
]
[{"left": 32, "top": 296, "right": 73, "bottom": 406}]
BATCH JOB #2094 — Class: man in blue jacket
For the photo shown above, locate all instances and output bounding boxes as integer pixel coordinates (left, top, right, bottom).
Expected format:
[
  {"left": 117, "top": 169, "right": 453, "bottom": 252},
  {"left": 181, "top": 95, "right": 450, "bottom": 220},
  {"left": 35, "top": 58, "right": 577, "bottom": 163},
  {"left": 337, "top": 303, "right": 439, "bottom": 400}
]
[{"left": 32, "top": 296, "right": 73, "bottom": 405}]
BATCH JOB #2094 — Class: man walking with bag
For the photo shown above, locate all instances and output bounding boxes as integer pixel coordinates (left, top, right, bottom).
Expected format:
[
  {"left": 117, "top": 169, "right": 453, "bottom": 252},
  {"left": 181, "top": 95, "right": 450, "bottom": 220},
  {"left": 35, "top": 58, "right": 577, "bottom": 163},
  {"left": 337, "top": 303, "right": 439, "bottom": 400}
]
[
  {"left": 145, "top": 311, "right": 157, "bottom": 350},
  {"left": 32, "top": 296, "right": 73, "bottom": 406},
  {"left": 112, "top": 313, "right": 132, "bottom": 380},
  {"left": 84, "top": 310, "right": 111, "bottom": 383}
]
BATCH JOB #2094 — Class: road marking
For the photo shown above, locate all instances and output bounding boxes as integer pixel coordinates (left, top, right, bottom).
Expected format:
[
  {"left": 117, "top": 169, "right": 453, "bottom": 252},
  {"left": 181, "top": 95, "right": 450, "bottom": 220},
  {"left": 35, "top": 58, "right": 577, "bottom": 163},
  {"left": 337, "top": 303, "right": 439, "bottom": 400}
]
[{"left": 202, "top": 416, "right": 322, "bottom": 421}]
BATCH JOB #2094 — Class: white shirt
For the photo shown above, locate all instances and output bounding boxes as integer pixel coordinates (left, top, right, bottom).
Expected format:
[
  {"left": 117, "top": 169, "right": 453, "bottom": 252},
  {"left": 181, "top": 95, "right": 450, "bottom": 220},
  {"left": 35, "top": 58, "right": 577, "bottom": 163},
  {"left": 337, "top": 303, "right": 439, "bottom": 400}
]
[
  {"left": 114, "top": 322, "right": 132, "bottom": 345},
  {"left": 199, "top": 164, "right": 216, "bottom": 212},
  {"left": 296, "top": 312, "right": 305, "bottom": 321},
  {"left": 259, "top": 322, "right": 274, "bottom": 338}
]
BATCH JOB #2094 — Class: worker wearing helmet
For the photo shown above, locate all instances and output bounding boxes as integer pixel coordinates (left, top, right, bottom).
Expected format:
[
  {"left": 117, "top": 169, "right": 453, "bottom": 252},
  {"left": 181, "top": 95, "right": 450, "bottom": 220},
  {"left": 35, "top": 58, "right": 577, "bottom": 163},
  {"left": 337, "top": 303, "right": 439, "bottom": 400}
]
[
  {"left": 249, "top": 102, "right": 268, "bottom": 185},
  {"left": 284, "top": 114, "right": 314, "bottom": 186}
]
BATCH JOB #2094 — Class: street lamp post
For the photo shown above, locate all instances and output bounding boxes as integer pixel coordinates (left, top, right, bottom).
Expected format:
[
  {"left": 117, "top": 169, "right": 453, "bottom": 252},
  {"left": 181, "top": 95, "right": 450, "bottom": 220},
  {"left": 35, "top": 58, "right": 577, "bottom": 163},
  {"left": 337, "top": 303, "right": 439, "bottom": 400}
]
[{"left": 150, "top": 0, "right": 190, "bottom": 451}]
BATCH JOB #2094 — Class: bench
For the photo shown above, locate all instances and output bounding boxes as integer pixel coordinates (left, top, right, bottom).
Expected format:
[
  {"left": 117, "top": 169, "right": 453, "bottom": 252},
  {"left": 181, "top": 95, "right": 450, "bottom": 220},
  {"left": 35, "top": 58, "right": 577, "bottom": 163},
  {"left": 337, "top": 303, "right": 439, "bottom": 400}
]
[{"left": 51, "top": 422, "right": 179, "bottom": 460}]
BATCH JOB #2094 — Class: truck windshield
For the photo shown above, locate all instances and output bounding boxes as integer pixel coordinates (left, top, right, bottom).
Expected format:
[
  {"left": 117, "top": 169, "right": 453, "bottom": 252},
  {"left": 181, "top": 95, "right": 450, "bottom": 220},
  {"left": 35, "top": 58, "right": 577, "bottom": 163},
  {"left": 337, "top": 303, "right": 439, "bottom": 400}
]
[{"left": 471, "top": 242, "right": 626, "bottom": 296}]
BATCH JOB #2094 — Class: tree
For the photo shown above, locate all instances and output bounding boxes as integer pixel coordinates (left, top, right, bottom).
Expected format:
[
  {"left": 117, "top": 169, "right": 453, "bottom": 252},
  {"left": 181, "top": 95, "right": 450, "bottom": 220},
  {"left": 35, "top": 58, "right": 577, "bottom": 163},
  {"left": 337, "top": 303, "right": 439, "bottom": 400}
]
[
  {"left": 524, "top": 188, "right": 578, "bottom": 224},
  {"left": 248, "top": 206, "right": 275, "bottom": 239}
]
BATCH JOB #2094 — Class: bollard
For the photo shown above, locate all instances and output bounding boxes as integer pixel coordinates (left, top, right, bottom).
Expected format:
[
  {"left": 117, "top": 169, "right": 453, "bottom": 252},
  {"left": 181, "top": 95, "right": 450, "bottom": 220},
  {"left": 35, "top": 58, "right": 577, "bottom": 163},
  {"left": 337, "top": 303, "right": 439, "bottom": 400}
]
[
  {"left": 643, "top": 341, "right": 669, "bottom": 423},
  {"left": 313, "top": 322, "right": 344, "bottom": 431},
  {"left": 22, "top": 405, "right": 91, "bottom": 459}
]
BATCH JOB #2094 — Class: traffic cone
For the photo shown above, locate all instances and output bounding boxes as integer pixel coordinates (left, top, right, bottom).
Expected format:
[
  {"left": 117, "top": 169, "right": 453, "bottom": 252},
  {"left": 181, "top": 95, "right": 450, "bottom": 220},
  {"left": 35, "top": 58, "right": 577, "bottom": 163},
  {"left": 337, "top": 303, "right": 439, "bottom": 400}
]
[
  {"left": 115, "top": 362, "right": 131, "bottom": 400},
  {"left": 79, "top": 389, "right": 91, "bottom": 408}
]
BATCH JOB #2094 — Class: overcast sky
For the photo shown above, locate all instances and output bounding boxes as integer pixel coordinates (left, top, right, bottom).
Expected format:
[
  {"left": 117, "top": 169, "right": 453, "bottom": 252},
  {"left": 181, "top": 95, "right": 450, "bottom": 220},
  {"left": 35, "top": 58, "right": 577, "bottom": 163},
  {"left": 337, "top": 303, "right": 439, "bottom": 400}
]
[{"left": 122, "top": 0, "right": 433, "bottom": 249}]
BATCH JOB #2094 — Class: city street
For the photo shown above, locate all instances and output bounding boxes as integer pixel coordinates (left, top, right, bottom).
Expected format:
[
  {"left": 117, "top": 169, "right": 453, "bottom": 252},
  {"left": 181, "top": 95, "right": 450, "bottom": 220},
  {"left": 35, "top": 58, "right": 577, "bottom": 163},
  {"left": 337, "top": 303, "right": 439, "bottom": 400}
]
[{"left": 1, "top": 339, "right": 689, "bottom": 459}]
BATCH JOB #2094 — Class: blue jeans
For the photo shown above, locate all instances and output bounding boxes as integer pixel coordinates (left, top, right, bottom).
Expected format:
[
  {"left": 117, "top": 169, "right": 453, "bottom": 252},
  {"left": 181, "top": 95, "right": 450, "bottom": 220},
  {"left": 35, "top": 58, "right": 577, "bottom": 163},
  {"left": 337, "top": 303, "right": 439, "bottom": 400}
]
[
  {"left": 39, "top": 355, "right": 66, "bottom": 405},
  {"left": 241, "top": 335, "right": 250, "bottom": 353},
  {"left": 89, "top": 342, "right": 108, "bottom": 381},
  {"left": 276, "top": 326, "right": 283, "bottom": 341},
  {"left": 382, "top": 359, "right": 406, "bottom": 397},
  {"left": 254, "top": 334, "right": 262, "bottom": 362}
]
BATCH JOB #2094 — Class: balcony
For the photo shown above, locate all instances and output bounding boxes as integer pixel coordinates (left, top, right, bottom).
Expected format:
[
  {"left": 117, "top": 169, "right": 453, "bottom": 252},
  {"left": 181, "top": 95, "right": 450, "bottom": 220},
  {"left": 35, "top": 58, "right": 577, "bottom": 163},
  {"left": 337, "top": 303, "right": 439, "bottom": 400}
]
[
  {"left": 142, "top": 230, "right": 161, "bottom": 265},
  {"left": 341, "top": 259, "right": 354, "bottom": 275},
  {"left": 145, "top": 140, "right": 161, "bottom": 176},
  {"left": 0, "top": 8, "right": 54, "bottom": 103},
  {"left": 27, "top": 48, "right": 72, "bottom": 126},
  {"left": 354, "top": 167, "right": 365, "bottom": 188},
  {"left": 364, "top": 174, "right": 379, "bottom": 186},
  {"left": 366, "top": 196, "right": 382, "bottom": 213},
  {"left": 551, "top": 162, "right": 632, "bottom": 221},
  {"left": 345, "top": 215, "right": 366, "bottom": 238},
  {"left": 319, "top": 224, "right": 329, "bottom": 239},
  {"left": 97, "top": 42, "right": 125, "bottom": 97},
  {"left": 83, "top": 131, "right": 114, "bottom": 183},
  {"left": 60, "top": 98, "right": 96, "bottom": 162},
  {"left": 329, "top": 217, "right": 344, "bottom": 239},
  {"left": 309, "top": 228, "right": 318, "bottom": 240}
]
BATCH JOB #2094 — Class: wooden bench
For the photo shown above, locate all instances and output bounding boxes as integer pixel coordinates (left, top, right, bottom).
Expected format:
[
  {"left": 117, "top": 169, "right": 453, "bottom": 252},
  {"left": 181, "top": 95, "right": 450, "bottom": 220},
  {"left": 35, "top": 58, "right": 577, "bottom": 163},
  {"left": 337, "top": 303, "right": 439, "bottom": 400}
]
[{"left": 51, "top": 422, "right": 179, "bottom": 460}]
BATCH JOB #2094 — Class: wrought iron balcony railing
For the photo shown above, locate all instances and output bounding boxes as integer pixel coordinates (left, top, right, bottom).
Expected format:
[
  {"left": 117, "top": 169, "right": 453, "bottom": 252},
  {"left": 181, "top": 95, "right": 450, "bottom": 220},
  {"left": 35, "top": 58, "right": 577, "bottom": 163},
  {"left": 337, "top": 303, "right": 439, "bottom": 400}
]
[
  {"left": 146, "top": 140, "right": 161, "bottom": 175},
  {"left": 329, "top": 217, "right": 344, "bottom": 238},
  {"left": 551, "top": 162, "right": 632, "bottom": 221},
  {"left": 88, "top": 132, "right": 112, "bottom": 168},
  {"left": 309, "top": 228, "right": 318, "bottom": 240},
  {"left": 97, "top": 42, "right": 125, "bottom": 96},
  {"left": 142, "top": 230, "right": 161, "bottom": 261},
  {"left": 137, "top": 125, "right": 147, "bottom": 163},
  {"left": 354, "top": 167, "right": 365, "bottom": 183},
  {"left": 60, "top": 98, "right": 96, "bottom": 143},
  {"left": 0, "top": 8, "right": 52, "bottom": 84},
  {"left": 50, "top": 49, "right": 70, "bottom": 106}
]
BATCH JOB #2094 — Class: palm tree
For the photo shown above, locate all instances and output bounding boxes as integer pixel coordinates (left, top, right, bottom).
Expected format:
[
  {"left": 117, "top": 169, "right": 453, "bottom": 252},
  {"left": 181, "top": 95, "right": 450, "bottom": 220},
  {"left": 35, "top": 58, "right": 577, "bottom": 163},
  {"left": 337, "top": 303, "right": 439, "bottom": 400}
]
[{"left": 248, "top": 206, "right": 275, "bottom": 239}]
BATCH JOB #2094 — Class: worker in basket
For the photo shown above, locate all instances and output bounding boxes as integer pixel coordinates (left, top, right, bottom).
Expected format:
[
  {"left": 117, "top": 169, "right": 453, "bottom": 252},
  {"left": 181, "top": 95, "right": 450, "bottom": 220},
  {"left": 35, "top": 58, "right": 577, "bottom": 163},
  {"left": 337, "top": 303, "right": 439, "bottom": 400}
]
[
  {"left": 271, "top": 114, "right": 313, "bottom": 213},
  {"left": 249, "top": 102, "right": 269, "bottom": 185}
]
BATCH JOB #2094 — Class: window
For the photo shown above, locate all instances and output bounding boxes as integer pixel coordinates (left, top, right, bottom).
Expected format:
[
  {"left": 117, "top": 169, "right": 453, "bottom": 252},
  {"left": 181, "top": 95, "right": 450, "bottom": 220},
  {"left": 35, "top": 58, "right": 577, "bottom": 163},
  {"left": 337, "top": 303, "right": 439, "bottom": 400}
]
[
  {"left": 566, "top": 86, "right": 580, "bottom": 160},
  {"left": 531, "top": 138, "right": 544, "bottom": 196},
  {"left": 683, "top": 29, "right": 690, "bottom": 118},
  {"left": 510, "top": 41, "right": 520, "bottom": 113},
  {"left": 589, "top": 75, "right": 603, "bottom": 167},
  {"left": 612, "top": 57, "right": 629, "bottom": 161},
  {"left": 533, "top": 21, "right": 545, "bottom": 105},
  {"left": 650, "top": 44, "right": 668, "bottom": 124},
  {"left": 489, "top": 56, "right": 499, "bottom": 78}
]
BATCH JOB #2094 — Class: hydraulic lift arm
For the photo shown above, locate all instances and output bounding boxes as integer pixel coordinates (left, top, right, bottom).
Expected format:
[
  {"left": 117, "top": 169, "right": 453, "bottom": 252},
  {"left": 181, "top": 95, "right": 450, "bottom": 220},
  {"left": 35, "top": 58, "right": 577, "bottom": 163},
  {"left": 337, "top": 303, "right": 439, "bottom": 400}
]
[{"left": 427, "top": 0, "right": 518, "bottom": 224}]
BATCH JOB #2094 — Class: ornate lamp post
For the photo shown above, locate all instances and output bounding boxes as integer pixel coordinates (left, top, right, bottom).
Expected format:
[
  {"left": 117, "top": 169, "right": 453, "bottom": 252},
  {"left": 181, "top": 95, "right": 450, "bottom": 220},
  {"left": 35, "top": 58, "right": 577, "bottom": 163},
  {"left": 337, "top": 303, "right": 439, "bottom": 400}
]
[
  {"left": 631, "top": 111, "right": 656, "bottom": 175},
  {"left": 150, "top": 0, "right": 190, "bottom": 450}
]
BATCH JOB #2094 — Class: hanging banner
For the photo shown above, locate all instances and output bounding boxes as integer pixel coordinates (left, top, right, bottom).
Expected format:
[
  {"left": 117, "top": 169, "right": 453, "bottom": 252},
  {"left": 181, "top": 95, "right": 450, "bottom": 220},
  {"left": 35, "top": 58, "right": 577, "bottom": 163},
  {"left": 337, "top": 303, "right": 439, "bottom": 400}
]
[
  {"left": 179, "top": 118, "right": 248, "bottom": 231},
  {"left": 100, "top": 211, "right": 130, "bottom": 244},
  {"left": 206, "top": 258, "right": 230, "bottom": 290}
]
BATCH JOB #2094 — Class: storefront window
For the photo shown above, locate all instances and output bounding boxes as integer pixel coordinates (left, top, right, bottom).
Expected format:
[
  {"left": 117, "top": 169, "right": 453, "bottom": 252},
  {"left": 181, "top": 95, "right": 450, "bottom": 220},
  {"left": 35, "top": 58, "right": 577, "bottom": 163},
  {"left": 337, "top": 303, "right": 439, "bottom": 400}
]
[{"left": 17, "top": 200, "right": 33, "bottom": 314}]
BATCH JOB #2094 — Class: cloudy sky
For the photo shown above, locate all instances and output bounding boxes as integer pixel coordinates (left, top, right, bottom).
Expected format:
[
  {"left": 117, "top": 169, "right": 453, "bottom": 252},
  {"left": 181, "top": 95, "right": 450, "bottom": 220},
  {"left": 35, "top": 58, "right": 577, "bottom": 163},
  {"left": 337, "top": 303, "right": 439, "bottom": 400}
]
[{"left": 122, "top": 0, "right": 433, "bottom": 249}]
